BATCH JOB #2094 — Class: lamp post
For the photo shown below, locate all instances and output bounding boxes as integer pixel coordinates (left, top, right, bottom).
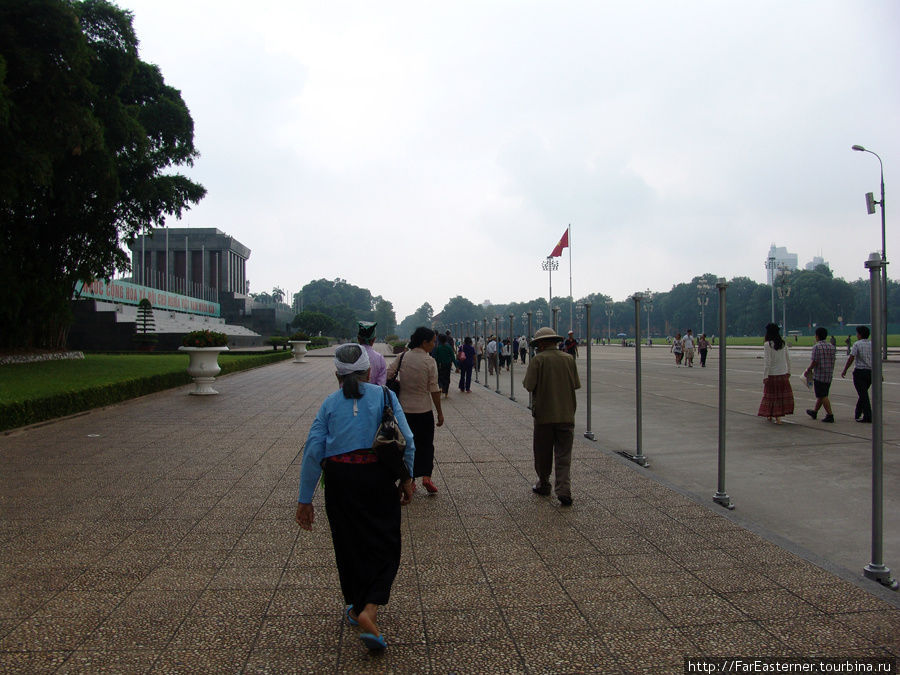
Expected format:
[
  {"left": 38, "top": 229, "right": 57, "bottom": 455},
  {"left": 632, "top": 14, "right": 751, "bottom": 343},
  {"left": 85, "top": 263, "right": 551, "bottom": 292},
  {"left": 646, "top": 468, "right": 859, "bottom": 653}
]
[
  {"left": 776, "top": 264, "right": 792, "bottom": 334},
  {"left": 542, "top": 257, "right": 559, "bottom": 309},
  {"left": 852, "top": 144, "right": 889, "bottom": 360},
  {"left": 575, "top": 303, "right": 584, "bottom": 341},
  {"left": 552, "top": 307, "right": 560, "bottom": 334},
  {"left": 521, "top": 312, "right": 528, "bottom": 335},
  {"left": 643, "top": 291, "right": 653, "bottom": 345},
  {"left": 604, "top": 301, "right": 613, "bottom": 345},
  {"left": 697, "top": 278, "right": 710, "bottom": 335},
  {"left": 535, "top": 308, "right": 544, "bottom": 329},
  {"left": 765, "top": 255, "right": 777, "bottom": 324}
]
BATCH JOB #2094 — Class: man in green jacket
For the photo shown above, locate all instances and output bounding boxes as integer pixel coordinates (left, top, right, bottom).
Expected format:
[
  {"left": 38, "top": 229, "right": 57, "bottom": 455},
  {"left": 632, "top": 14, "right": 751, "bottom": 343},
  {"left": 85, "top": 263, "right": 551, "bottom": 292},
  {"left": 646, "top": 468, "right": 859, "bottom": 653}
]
[{"left": 523, "top": 327, "right": 581, "bottom": 506}]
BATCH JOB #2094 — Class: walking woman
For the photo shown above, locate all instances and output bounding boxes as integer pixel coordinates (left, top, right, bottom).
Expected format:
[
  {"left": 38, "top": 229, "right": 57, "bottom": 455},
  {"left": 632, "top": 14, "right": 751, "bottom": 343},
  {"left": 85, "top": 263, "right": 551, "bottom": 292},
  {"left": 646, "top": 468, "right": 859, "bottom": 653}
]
[
  {"left": 757, "top": 322, "right": 794, "bottom": 424},
  {"left": 671, "top": 332, "right": 684, "bottom": 366},
  {"left": 295, "top": 344, "right": 416, "bottom": 651},
  {"left": 433, "top": 333, "right": 455, "bottom": 397},
  {"left": 698, "top": 333, "right": 710, "bottom": 367},
  {"left": 386, "top": 327, "right": 444, "bottom": 494},
  {"left": 458, "top": 336, "right": 476, "bottom": 393}
]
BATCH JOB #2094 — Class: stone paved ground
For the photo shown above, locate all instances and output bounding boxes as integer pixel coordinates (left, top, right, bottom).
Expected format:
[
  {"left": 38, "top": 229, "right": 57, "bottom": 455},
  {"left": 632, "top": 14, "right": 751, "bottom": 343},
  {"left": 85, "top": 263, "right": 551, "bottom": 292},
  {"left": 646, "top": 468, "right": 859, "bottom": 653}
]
[{"left": 1, "top": 355, "right": 898, "bottom": 673}]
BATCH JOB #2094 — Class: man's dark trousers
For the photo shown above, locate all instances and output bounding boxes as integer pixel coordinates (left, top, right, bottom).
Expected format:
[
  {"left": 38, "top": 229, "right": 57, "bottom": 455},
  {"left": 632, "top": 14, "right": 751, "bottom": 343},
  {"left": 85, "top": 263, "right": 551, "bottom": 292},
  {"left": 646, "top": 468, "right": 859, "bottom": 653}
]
[
  {"left": 533, "top": 423, "right": 574, "bottom": 499},
  {"left": 853, "top": 368, "right": 872, "bottom": 422}
]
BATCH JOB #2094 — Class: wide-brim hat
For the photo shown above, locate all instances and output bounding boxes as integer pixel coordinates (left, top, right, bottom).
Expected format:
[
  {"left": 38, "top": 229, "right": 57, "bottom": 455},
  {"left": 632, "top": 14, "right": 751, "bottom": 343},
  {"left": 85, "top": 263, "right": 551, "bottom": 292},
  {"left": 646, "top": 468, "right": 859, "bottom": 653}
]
[{"left": 532, "top": 326, "right": 563, "bottom": 342}]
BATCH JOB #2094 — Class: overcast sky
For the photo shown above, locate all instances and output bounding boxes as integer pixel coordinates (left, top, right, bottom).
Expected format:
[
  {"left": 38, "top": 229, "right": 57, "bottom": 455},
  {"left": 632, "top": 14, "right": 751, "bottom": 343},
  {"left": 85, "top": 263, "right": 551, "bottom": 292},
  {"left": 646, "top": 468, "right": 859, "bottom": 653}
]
[{"left": 117, "top": 0, "right": 899, "bottom": 320}]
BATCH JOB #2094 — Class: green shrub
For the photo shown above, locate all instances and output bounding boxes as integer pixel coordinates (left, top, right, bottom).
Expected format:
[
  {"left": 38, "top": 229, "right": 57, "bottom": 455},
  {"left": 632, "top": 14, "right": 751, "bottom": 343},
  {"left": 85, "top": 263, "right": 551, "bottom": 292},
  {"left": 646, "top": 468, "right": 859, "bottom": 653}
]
[
  {"left": 309, "top": 336, "right": 329, "bottom": 348},
  {"left": 182, "top": 330, "right": 227, "bottom": 347},
  {"left": 289, "top": 331, "right": 310, "bottom": 341}
]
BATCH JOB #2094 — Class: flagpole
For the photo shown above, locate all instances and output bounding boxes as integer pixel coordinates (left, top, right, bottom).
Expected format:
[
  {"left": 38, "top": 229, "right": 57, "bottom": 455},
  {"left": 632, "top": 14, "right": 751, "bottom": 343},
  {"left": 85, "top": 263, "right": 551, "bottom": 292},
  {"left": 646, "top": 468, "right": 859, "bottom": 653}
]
[{"left": 568, "top": 224, "right": 573, "bottom": 334}]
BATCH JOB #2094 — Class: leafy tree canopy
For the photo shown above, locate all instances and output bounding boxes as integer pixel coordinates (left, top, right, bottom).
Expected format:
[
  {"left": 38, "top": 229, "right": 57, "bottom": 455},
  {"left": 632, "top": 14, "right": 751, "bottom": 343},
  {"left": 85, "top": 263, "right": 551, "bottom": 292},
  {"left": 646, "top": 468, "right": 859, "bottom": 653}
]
[{"left": 0, "top": 0, "right": 205, "bottom": 349}]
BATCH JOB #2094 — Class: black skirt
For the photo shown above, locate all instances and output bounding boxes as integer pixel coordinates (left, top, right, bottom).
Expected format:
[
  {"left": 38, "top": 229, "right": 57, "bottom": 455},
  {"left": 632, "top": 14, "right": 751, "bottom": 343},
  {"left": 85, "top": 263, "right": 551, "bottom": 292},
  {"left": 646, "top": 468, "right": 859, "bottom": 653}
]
[{"left": 323, "top": 459, "right": 401, "bottom": 609}]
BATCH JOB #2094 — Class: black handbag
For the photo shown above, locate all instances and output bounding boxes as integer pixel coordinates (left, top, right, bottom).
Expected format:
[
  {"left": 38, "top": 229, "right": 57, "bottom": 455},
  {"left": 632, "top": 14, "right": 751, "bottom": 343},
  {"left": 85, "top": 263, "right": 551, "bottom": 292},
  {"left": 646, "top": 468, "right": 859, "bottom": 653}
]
[
  {"left": 386, "top": 352, "right": 404, "bottom": 395},
  {"left": 373, "top": 386, "right": 410, "bottom": 483}
]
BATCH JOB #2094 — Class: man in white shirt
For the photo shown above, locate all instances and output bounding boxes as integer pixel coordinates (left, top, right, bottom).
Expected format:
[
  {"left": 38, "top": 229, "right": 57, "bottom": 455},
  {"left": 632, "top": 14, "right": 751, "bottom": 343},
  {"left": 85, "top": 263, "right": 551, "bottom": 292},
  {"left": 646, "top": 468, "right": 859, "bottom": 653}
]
[
  {"left": 683, "top": 329, "right": 696, "bottom": 367},
  {"left": 485, "top": 336, "right": 498, "bottom": 375}
]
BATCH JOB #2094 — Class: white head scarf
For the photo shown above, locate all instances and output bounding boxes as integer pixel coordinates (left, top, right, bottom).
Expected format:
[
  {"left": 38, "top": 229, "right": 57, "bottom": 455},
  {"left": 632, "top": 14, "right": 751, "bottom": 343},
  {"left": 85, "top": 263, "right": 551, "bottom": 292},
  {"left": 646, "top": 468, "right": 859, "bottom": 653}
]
[{"left": 334, "top": 343, "right": 370, "bottom": 376}]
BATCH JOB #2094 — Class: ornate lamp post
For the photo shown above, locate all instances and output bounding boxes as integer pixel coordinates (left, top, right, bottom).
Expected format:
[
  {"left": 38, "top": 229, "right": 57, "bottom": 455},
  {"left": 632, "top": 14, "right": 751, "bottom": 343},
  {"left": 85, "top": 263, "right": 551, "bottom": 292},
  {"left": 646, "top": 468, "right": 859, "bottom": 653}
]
[
  {"left": 604, "top": 301, "right": 614, "bottom": 345},
  {"left": 575, "top": 303, "right": 584, "bottom": 341},
  {"left": 535, "top": 308, "right": 544, "bottom": 329},
  {"left": 765, "top": 255, "right": 777, "bottom": 324},
  {"left": 542, "top": 256, "right": 558, "bottom": 309},
  {"left": 776, "top": 264, "right": 792, "bottom": 334},
  {"left": 697, "top": 278, "right": 710, "bottom": 335},
  {"left": 641, "top": 291, "right": 653, "bottom": 345},
  {"left": 852, "top": 144, "right": 889, "bottom": 360}
]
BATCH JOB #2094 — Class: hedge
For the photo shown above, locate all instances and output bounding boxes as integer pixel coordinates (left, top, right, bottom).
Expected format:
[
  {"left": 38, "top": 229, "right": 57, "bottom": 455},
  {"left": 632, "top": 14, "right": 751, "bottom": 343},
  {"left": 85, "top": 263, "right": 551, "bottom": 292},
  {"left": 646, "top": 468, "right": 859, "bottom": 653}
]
[{"left": 0, "top": 351, "right": 292, "bottom": 432}]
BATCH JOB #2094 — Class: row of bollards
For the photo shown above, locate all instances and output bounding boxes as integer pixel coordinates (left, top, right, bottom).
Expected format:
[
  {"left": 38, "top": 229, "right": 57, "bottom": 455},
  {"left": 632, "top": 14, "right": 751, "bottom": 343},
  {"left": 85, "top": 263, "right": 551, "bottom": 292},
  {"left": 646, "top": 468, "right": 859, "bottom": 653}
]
[{"left": 458, "top": 265, "right": 893, "bottom": 588}]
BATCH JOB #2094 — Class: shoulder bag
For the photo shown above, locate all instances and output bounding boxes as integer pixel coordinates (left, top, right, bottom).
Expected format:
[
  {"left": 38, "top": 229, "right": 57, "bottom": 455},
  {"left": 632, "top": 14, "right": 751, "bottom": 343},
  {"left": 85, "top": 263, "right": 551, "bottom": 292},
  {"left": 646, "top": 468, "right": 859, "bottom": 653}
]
[
  {"left": 386, "top": 352, "right": 404, "bottom": 395},
  {"left": 373, "top": 386, "right": 411, "bottom": 483}
]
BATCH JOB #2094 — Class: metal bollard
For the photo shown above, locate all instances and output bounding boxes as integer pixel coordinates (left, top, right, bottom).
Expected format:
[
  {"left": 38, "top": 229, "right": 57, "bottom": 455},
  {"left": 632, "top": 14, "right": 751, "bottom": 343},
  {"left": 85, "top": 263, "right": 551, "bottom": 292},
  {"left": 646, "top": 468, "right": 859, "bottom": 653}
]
[
  {"left": 619, "top": 292, "right": 647, "bottom": 466},
  {"left": 584, "top": 301, "right": 595, "bottom": 441},
  {"left": 527, "top": 311, "right": 533, "bottom": 410},
  {"left": 863, "top": 254, "right": 897, "bottom": 589},
  {"left": 508, "top": 314, "right": 516, "bottom": 401},
  {"left": 713, "top": 278, "right": 734, "bottom": 510}
]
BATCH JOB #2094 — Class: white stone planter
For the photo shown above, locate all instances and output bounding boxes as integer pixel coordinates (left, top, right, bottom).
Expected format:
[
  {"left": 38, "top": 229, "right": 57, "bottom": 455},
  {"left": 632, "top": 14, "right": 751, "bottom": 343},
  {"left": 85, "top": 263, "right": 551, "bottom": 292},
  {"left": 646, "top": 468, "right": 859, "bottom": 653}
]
[
  {"left": 179, "top": 346, "right": 229, "bottom": 395},
  {"left": 289, "top": 340, "right": 311, "bottom": 363}
]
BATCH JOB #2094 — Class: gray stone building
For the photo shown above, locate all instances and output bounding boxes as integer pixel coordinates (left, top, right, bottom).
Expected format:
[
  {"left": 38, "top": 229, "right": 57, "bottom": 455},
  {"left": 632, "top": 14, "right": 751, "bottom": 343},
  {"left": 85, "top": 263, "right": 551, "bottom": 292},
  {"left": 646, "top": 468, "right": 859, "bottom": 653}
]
[{"left": 129, "top": 227, "right": 251, "bottom": 323}]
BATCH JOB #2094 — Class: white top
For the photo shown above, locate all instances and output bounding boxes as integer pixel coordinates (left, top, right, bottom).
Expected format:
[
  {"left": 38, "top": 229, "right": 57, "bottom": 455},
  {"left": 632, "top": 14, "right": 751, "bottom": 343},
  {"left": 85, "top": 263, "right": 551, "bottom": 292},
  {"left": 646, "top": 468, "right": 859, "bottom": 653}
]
[
  {"left": 763, "top": 341, "right": 791, "bottom": 377},
  {"left": 683, "top": 334, "right": 695, "bottom": 349}
]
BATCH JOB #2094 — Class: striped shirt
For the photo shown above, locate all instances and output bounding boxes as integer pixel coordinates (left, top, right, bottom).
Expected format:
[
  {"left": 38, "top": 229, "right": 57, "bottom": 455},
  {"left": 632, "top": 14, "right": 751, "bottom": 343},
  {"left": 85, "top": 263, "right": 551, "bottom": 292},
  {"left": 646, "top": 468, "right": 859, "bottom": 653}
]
[
  {"left": 850, "top": 338, "right": 873, "bottom": 370},
  {"left": 810, "top": 340, "right": 836, "bottom": 383}
]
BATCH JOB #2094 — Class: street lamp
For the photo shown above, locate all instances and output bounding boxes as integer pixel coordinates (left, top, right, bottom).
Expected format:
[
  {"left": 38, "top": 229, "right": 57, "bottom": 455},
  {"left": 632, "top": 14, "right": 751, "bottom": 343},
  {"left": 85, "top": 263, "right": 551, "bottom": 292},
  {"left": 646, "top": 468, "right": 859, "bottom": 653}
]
[
  {"left": 697, "top": 278, "right": 710, "bottom": 335},
  {"left": 852, "top": 144, "right": 889, "bottom": 360},
  {"left": 776, "top": 264, "right": 792, "bottom": 334},
  {"left": 642, "top": 291, "right": 653, "bottom": 345},
  {"left": 604, "top": 301, "right": 614, "bottom": 344},
  {"left": 541, "top": 257, "right": 559, "bottom": 309},
  {"left": 535, "top": 308, "right": 544, "bottom": 328},
  {"left": 521, "top": 312, "right": 528, "bottom": 335},
  {"left": 575, "top": 303, "right": 584, "bottom": 341},
  {"left": 765, "top": 255, "right": 777, "bottom": 324}
]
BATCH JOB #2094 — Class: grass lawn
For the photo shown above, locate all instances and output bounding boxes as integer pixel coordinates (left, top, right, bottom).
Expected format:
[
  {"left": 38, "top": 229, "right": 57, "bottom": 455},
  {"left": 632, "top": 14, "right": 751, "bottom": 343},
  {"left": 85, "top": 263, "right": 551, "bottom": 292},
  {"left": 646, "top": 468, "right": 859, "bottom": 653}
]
[{"left": 0, "top": 351, "right": 292, "bottom": 430}]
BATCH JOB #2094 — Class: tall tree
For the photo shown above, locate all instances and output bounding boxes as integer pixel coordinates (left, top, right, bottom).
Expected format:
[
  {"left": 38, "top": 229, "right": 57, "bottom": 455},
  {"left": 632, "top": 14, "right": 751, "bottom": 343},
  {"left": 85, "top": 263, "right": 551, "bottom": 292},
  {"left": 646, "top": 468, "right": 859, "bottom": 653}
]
[{"left": 0, "top": 0, "right": 205, "bottom": 349}]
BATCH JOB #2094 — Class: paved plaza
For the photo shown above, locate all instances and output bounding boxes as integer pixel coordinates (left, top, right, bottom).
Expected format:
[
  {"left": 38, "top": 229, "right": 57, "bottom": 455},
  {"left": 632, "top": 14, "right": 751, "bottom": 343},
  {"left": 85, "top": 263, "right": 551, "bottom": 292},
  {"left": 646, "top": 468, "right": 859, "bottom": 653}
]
[{"left": 1, "top": 348, "right": 899, "bottom": 673}]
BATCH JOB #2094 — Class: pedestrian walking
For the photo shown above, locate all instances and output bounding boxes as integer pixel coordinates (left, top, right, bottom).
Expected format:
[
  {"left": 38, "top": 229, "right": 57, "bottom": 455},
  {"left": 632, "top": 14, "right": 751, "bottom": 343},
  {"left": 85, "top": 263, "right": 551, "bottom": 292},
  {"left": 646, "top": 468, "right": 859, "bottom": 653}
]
[
  {"left": 563, "top": 330, "right": 578, "bottom": 357},
  {"left": 486, "top": 336, "right": 498, "bottom": 375},
  {"left": 433, "top": 333, "right": 455, "bottom": 397},
  {"left": 519, "top": 335, "right": 528, "bottom": 364},
  {"left": 841, "top": 325, "right": 872, "bottom": 423},
  {"left": 357, "top": 321, "right": 386, "bottom": 386},
  {"left": 683, "top": 329, "right": 695, "bottom": 367},
  {"left": 385, "top": 327, "right": 444, "bottom": 494},
  {"left": 804, "top": 327, "right": 836, "bottom": 423},
  {"left": 522, "top": 327, "right": 581, "bottom": 507},
  {"left": 457, "top": 336, "right": 476, "bottom": 393},
  {"left": 757, "top": 322, "right": 794, "bottom": 424},
  {"left": 671, "top": 332, "right": 684, "bottom": 366},
  {"left": 295, "top": 344, "right": 416, "bottom": 652},
  {"left": 697, "top": 333, "right": 710, "bottom": 368},
  {"left": 502, "top": 338, "right": 512, "bottom": 370}
]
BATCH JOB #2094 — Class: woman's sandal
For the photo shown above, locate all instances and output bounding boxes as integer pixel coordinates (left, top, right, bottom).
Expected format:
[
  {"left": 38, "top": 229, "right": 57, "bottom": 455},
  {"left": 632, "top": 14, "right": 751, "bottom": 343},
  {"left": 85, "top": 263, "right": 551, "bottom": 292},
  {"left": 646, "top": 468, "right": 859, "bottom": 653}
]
[
  {"left": 345, "top": 605, "right": 359, "bottom": 626},
  {"left": 360, "top": 633, "right": 387, "bottom": 650}
]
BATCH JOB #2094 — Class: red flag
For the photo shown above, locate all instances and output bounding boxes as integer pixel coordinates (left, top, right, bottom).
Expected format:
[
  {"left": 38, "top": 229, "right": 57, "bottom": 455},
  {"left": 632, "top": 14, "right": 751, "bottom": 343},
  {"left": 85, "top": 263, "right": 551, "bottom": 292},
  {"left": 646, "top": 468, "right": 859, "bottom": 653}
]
[{"left": 549, "top": 228, "right": 569, "bottom": 257}]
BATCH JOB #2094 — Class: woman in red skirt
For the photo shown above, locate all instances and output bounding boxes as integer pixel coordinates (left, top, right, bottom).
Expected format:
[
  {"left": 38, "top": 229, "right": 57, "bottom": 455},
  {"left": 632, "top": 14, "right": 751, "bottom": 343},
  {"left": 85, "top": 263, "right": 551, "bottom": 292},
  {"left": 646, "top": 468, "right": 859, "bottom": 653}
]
[{"left": 758, "top": 323, "right": 794, "bottom": 424}]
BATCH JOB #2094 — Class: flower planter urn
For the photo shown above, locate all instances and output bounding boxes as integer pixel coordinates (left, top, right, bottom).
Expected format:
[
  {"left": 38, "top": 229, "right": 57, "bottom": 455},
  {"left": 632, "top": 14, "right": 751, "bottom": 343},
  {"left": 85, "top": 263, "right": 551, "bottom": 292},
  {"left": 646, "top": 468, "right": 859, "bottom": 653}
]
[
  {"left": 289, "top": 340, "right": 311, "bottom": 363},
  {"left": 179, "top": 346, "right": 229, "bottom": 394}
]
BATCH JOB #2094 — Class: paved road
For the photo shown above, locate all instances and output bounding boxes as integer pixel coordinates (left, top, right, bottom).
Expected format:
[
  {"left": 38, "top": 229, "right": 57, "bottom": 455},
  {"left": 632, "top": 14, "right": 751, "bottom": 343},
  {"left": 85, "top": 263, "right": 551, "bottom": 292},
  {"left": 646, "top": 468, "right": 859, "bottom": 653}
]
[
  {"left": 1, "top": 351, "right": 898, "bottom": 672},
  {"left": 469, "top": 343, "right": 900, "bottom": 581}
]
